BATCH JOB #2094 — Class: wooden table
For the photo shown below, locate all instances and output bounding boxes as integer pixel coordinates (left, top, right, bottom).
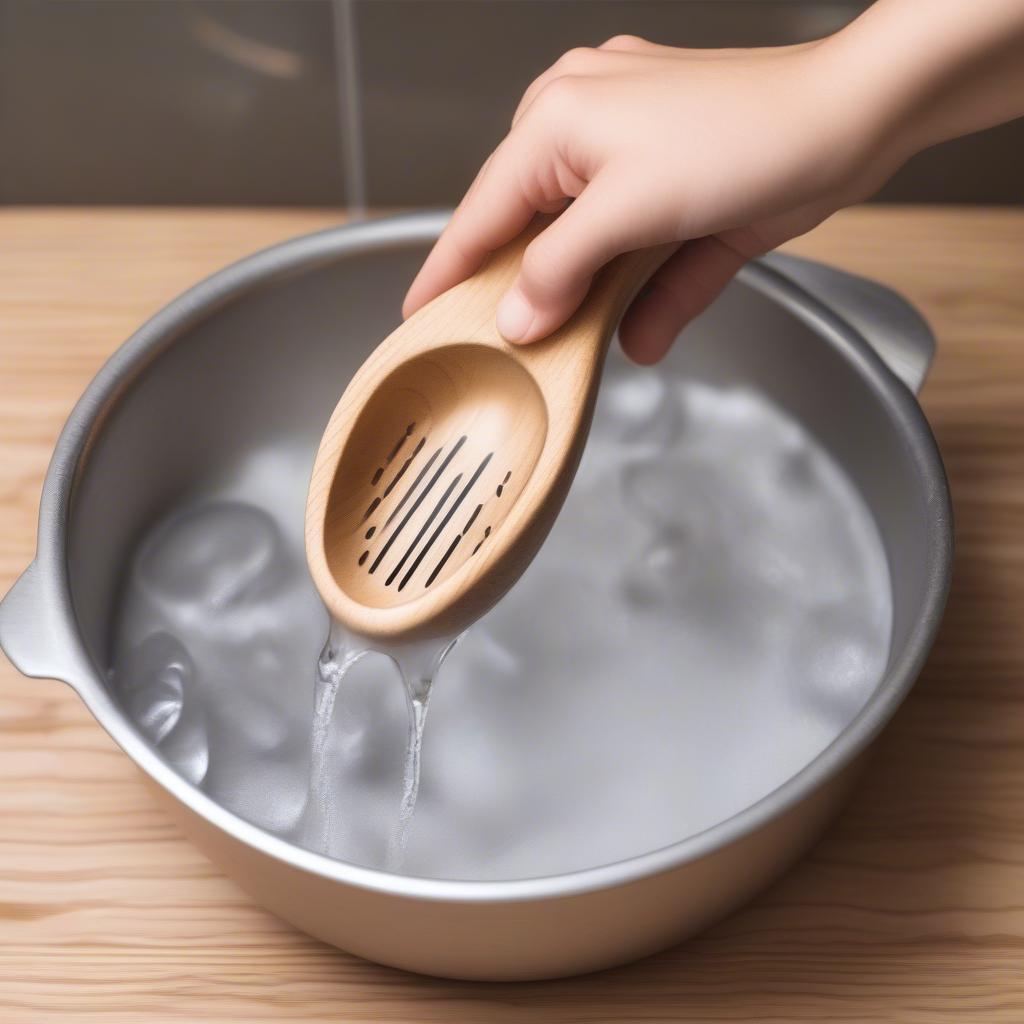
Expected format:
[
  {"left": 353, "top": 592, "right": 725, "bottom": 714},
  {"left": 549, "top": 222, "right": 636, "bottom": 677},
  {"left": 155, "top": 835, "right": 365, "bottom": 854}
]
[{"left": 1, "top": 207, "right": 1022, "bottom": 1022}]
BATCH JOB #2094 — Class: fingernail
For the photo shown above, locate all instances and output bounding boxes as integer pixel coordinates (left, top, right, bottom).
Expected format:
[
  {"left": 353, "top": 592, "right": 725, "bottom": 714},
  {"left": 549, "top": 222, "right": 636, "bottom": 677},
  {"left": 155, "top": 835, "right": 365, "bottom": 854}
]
[{"left": 496, "top": 287, "right": 535, "bottom": 343}]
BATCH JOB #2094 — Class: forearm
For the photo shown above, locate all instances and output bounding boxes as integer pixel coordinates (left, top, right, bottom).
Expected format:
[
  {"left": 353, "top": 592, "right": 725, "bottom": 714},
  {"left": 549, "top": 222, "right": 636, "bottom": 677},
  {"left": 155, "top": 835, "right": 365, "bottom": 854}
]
[{"left": 831, "top": 0, "right": 1024, "bottom": 163}]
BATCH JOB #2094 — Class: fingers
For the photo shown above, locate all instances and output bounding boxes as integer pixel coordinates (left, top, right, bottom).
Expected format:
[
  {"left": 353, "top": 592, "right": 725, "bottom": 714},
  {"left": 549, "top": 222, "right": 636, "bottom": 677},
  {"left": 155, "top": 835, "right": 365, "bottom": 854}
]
[
  {"left": 402, "top": 134, "right": 540, "bottom": 318},
  {"left": 407, "top": 35, "right": 670, "bottom": 322},
  {"left": 512, "top": 38, "right": 665, "bottom": 127},
  {"left": 498, "top": 173, "right": 669, "bottom": 343},
  {"left": 513, "top": 49, "right": 611, "bottom": 127},
  {"left": 618, "top": 235, "right": 750, "bottom": 364},
  {"left": 619, "top": 195, "right": 842, "bottom": 363}
]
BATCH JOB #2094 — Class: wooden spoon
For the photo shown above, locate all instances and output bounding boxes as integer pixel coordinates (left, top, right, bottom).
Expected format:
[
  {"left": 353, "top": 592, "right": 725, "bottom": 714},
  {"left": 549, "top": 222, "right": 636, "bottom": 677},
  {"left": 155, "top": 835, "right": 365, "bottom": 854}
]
[{"left": 305, "top": 217, "right": 672, "bottom": 642}]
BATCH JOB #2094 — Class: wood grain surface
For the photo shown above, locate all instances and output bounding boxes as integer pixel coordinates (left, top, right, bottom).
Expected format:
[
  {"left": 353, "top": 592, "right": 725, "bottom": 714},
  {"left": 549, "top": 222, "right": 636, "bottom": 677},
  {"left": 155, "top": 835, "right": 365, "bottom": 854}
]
[{"left": 1, "top": 206, "right": 1022, "bottom": 1022}]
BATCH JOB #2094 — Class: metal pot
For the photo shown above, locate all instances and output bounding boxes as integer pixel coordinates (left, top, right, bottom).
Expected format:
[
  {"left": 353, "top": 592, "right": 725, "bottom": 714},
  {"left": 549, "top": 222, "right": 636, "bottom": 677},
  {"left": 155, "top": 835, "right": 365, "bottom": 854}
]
[{"left": 0, "top": 213, "right": 951, "bottom": 980}]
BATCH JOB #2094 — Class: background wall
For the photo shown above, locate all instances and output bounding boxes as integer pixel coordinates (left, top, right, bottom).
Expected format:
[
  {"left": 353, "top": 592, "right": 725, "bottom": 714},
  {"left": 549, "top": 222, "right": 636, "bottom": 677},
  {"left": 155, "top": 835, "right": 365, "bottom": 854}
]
[{"left": 1, "top": 0, "right": 1021, "bottom": 208}]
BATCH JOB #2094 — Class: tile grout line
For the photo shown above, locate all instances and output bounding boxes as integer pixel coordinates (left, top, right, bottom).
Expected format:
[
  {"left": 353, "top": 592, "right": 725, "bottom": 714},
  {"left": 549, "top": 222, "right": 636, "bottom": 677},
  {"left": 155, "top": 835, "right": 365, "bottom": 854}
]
[{"left": 331, "top": 0, "right": 367, "bottom": 217}]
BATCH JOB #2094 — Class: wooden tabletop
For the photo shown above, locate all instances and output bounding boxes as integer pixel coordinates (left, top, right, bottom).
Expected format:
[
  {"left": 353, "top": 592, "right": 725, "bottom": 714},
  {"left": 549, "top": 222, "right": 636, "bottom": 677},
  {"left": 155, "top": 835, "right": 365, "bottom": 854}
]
[{"left": 1, "top": 206, "right": 1022, "bottom": 1022}]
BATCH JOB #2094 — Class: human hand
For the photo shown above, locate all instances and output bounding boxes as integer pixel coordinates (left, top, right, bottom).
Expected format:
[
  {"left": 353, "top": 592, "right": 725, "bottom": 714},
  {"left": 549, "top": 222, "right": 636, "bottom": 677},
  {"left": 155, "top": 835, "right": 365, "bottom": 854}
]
[
  {"left": 402, "top": 35, "right": 896, "bottom": 363},
  {"left": 403, "top": 2, "right": 1024, "bottom": 363}
]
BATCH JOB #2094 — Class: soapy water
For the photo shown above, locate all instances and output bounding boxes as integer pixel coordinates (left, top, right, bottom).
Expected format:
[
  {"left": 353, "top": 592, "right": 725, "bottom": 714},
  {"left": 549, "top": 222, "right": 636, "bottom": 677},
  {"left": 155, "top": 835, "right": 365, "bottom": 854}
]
[{"left": 111, "top": 363, "right": 893, "bottom": 880}]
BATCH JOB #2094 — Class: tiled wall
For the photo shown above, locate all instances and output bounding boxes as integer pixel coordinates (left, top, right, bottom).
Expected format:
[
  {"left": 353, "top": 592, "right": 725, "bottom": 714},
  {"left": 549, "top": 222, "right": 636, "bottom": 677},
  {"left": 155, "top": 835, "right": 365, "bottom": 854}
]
[
  {"left": 1, "top": 0, "right": 1021, "bottom": 206},
  {"left": 0, "top": 0, "right": 348, "bottom": 203}
]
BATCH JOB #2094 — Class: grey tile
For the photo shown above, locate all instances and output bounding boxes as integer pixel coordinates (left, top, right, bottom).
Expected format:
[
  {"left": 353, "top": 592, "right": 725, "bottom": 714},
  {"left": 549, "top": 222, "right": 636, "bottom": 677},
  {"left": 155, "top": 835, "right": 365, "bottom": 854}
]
[
  {"left": 877, "top": 120, "right": 1024, "bottom": 205},
  {"left": 0, "top": 0, "right": 348, "bottom": 204},
  {"left": 1, "top": 0, "right": 1019, "bottom": 207}
]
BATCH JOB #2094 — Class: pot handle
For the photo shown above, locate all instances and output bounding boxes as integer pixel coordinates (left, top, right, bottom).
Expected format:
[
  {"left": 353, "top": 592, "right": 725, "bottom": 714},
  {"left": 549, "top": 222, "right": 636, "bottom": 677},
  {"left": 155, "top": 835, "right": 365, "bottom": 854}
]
[
  {"left": 763, "top": 252, "right": 935, "bottom": 395},
  {"left": 0, "top": 562, "right": 85, "bottom": 689}
]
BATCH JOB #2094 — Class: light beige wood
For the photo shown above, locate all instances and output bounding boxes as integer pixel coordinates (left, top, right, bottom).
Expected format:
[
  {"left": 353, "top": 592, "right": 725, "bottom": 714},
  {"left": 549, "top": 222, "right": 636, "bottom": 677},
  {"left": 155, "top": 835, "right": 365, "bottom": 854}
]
[
  {"left": 306, "top": 218, "right": 672, "bottom": 641},
  {"left": 1, "top": 205, "right": 1024, "bottom": 1022}
]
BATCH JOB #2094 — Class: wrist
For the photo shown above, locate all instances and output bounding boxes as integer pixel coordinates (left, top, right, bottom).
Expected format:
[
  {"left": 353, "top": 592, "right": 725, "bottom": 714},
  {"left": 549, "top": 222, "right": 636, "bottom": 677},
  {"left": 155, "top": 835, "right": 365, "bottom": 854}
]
[
  {"left": 824, "top": 0, "right": 1024, "bottom": 170},
  {"left": 790, "top": 33, "right": 912, "bottom": 205},
  {"left": 807, "top": 13, "right": 936, "bottom": 202}
]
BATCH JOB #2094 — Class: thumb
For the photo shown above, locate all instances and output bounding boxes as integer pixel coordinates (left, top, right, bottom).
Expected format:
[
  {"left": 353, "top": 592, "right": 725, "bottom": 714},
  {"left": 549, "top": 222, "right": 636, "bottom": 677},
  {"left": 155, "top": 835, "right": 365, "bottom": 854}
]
[{"left": 496, "top": 175, "right": 664, "bottom": 344}]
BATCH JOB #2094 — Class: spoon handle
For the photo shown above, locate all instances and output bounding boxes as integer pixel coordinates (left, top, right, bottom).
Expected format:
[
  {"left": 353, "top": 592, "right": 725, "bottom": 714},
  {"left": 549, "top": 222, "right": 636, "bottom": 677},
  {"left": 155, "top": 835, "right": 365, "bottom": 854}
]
[{"left": 474, "top": 214, "right": 677, "bottom": 347}]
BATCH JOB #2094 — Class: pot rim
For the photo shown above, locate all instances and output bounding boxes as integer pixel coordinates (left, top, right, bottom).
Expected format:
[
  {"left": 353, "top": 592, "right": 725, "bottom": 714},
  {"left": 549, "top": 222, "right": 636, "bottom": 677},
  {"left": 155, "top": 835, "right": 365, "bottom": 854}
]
[{"left": 32, "top": 211, "right": 953, "bottom": 904}]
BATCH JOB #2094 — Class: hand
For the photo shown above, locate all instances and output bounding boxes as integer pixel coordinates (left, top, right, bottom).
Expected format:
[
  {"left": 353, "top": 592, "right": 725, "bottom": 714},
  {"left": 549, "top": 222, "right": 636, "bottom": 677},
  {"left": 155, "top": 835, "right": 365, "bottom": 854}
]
[
  {"left": 403, "top": 35, "right": 894, "bottom": 363},
  {"left": 403, "top": 2, "right": 1024, "bottom": 364}
]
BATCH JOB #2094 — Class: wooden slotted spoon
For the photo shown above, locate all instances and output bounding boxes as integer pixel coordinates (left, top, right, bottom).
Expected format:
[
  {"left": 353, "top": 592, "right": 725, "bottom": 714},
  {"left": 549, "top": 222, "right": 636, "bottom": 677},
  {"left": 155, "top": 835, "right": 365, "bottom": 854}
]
[{"left": 305, "top": 218, "right": 671, "bottom": 642}]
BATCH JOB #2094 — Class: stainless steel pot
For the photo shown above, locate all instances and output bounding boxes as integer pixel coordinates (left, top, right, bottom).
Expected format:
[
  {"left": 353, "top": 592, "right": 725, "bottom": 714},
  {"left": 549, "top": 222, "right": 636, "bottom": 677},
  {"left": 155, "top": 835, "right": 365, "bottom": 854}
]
[{"left": 0, "top": 213, "right": 952, "bottom": 980}]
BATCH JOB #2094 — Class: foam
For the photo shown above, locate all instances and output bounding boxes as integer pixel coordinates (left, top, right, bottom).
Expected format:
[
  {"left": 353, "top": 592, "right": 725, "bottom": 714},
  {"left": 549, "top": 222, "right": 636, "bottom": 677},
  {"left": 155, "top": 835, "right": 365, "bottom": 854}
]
[{"left": 111, "top": 365, "right": 892, "bottom": 881}]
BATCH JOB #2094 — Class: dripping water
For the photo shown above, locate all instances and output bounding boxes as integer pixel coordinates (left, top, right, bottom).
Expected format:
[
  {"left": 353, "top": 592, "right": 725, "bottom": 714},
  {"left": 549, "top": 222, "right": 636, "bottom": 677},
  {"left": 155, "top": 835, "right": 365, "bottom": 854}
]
[
  {"left": 304, "top": 619, "right": 461, "bottom": 867},
  {"left": 304, "top": 619, "right": 365, "bottom": 851},
  {"left": 386, "top": 635, "right": 462, "bottom": 868}
]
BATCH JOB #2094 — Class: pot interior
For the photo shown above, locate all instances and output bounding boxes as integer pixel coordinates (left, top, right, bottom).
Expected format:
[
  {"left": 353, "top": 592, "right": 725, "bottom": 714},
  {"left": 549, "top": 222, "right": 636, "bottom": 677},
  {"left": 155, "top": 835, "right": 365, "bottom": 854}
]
[{"left": 64, "top": 230, "right": 935, "bottom": 881}]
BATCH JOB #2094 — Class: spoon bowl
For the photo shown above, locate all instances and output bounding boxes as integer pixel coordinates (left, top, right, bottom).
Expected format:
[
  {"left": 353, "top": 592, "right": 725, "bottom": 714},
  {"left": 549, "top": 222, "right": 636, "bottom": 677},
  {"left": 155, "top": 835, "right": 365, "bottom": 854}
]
[
  {"left": 306, "top": 217, "right": 671, "bottom": 641},
  {"left": 321, "top": 344, "right": 547, "bottom": 607}
]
